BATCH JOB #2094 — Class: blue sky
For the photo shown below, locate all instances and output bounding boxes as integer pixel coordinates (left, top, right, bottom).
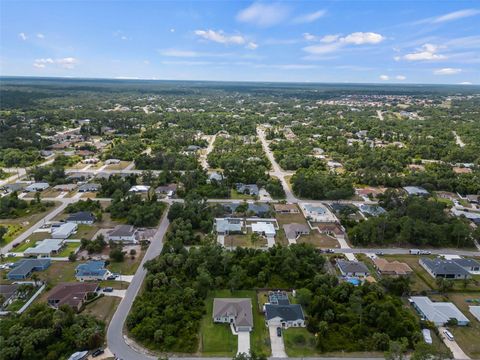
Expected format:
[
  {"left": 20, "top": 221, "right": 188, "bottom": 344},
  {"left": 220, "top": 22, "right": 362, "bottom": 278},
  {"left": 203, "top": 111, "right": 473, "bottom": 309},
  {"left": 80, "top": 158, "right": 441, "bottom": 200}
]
[{"left": 1, "top": 1, "right": 479, "bottom": 84}]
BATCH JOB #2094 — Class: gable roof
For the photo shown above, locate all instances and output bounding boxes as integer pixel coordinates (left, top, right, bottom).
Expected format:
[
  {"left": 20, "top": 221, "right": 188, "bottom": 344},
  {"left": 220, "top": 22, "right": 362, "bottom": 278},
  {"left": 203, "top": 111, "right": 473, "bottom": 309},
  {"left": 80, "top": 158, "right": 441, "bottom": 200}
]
[
  {"left": 213, "top": 298, "right": 253, "bottom": 327},
  {"left": 410, "top": 296, "right": 469, "bottom": 325},
  {"left": 265, "top": 304, "right": 305, "bottom": 322},
  {"left": 67, "top": 211, "right": 95, "bottom": 222},
  {"left": 24, "top": 239, "right": 64, "bottom": 255},
  {"left": 373, "top": 258, "right": 413, "bottom": 275},
  {"left": 421, "top": 258, "right": 470, "bottom": 277},
  {"left": 48, "top": 282, "right": 99, "bottom": 308},
  {"left": 75, "top": 261, "right": 107, "bottom": 277},
  {"left": 109, "top": 224, "right": 136, "bottom": 237},
  {"left": 8, "top": 259, "right": 51, "bottom": 278},
  {"left": 337, "top": 260, "right": 369, "bottom": 274},
  {"left": 283, "top": 223, "right": 309, "bottom": 239}
]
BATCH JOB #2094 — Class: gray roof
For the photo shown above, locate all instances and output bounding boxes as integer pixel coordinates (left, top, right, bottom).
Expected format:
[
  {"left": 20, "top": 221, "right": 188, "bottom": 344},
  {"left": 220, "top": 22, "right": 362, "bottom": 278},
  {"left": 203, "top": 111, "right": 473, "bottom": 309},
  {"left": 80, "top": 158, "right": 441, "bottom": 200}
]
[
  {"left": 403, "top": 186, "right": 429, "bottom": 195},
  {"left": 78, "top": 183, "right": 100, "bottom": 191},
  {"left": 470, "top": 306, "right": 480, "bottom": 321},
  {"left": 0, "top": 284, "right": 19, "bottom": 301},
  {"left": 216, "top": 218, "right": 242, "bottom": 233},
  {"left": 8, "top": 258, "right": 51, "bottom": 277},
  {"left": 67, "top": 211, "right": 95, "bottom": 222},
  {"left": 421, "top": 258, "right": 470, "bottom": 277},
  {"left": 452, "top": 258, "right": 480, "bottom": 269},
  {"left": 265, "top": 303, "right": 305, "bottom": 321},
  {"left": 213, "top": 298, "right": 253, "bottom": 327},
  {"left": 24, "top": 239, "right": 64, "bottom": 255},
  {"left": 410, "top": 296, "right": 469, "bottom": 325},
  {"left": 283, "top": 223, "right": 309, "bottom": 239},
  {"left": 337, "top": 260, "right": 369, "bottom": 275},
  {"left": 109, "top": 224, "right": 135, "bottom": 237},
  {"left": 236, "top": 183, "right": 259, "bottom": 195},
  {"left": 2, "top": 183, "right": 26, "bottom": 192}
]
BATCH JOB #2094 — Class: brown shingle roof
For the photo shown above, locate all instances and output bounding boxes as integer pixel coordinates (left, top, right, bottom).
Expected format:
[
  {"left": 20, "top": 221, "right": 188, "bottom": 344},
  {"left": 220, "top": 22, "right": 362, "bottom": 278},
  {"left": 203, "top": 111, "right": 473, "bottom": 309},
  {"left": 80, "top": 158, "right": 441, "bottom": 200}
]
[
  {"left": 373, "top": 258, "right": 413, "bottom": 276},
  {"left": 48, "top": 282, "right": 98, "bottom": 309}
]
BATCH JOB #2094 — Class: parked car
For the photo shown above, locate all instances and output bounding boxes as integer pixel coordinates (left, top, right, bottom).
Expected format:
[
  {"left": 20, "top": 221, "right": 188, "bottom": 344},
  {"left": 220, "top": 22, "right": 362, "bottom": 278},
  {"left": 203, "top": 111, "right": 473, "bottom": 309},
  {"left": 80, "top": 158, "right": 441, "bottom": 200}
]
[
  {"left": 107, "top": 275, "right": 117, "bottom": 280},
  {"left": 375, "top": 251, "right": 384, "bottom": 255},
  {"left": 443, "top": 329, "right": 454, "bottom": 341},
  {"left": 325, "top": 249, "right": 335, "bottom": 253},
  {"left": 92, "top": 349, "right": 105, "bottom": 357},
  {"left": 276, "top": 327, "right": 282, "bottom": 337},
  {"left": 103, "top": 287, "right": 113, "bottom": 293}
]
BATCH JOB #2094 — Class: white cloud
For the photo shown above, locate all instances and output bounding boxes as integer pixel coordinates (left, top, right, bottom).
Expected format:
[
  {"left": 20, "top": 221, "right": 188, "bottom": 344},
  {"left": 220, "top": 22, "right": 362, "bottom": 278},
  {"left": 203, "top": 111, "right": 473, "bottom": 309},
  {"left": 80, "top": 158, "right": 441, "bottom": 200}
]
[
  {"left": 160, "top": 49, "right": 200, "bottom": 57},
  {"left": 33, "top": 57, "right": 77, "bottom": 69},
  {"left": 303, "top": 32, "right": 385, "bottom": 55},
  {"left": 401, "top": 43, "right": 447, "bottom": 61},
  {"left": 459, "top": 81, "right": 472, "bottom": 85},
  {"left": 170, "top": 28, "right": 175, "bottom": 33},
  {"left": 379, "top": 75, "right": 390, "bottom": 81},
  {"left": 36, "top": 33, "right": 45, "bottom": 39},
  {"left": 303, "top": 33, "right": 316, "bottom": 41},
  {"left": 121, "top": 35, "right": 128, "bottom": 41},
  {"left": 434, "top": 67, "right": 462, "bottom": 75},
  {"left": 342, "top": 32, "right": 384, "bottom": 45},
  {"left": 431, "top": 9, "right": 480, "bottom": 23},
  {"left": 194, "top": 29, "right": 246, "bottom": 45},
  {"left": 236, "top": 2, "right": 290, "bottom": 27},
  {"left": 395, "top": 75, "right": 406, "bottom": 80},
  {"left": 18, "top": 32, "right": 27, "bottom": 41},
  {"left": 246, "top": 42, "right": 258, "bottom": 50},
  {"left": 293, "top": 10, "right": 326, "bottom": 24}
]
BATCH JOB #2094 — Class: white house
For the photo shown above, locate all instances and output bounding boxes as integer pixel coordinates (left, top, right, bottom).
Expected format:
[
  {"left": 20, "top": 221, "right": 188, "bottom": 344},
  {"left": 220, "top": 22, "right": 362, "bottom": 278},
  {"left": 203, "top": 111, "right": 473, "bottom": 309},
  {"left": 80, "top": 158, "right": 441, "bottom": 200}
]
[
  {"left": 51, "top": 223, "right": 78, "bottom": 239},
  {"left": 108, "top": 225, "right": 137, "bottom": 243}
]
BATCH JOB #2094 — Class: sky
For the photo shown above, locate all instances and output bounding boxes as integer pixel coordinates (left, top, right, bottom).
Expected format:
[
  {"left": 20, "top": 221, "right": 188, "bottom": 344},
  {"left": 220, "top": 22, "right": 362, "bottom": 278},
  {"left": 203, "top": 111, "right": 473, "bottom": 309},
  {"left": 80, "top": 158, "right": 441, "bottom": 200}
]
[{"left": 1, "top": 1, "right": 479, "bottom": 84}]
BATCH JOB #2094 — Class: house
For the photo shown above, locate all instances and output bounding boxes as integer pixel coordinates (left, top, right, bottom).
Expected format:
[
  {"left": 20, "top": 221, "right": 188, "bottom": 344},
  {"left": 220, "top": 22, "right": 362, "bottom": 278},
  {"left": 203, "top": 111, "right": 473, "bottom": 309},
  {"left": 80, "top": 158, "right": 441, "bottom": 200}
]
[
  {"left": 1, "top": 183, "right": 27, "bottom": 193},
  {"left": 470, "top": 306, "right": 480, "bottom": 322},
  {"left": 82, "top": 157, "right": 100, "bottom": 164},
  {"left": 215, "top": 218, "right": 243, "bottom": 235},
  {"left": 66, "top": 211, "right": 95, "bottom": 225},
  {"left": 155, "top": 184, "right": 177, "bottom": 196},
  {"left": 403, "top": 186, "right": 430, "bottom": 196},
  {"left": 247, "top": 203, "right": 270, "bottom": 217},
  {"left": 420, "top": 258, "right": 471, "bottom": 279},
  {"left": 53, "top": 184, "right": 77, "bottom": 192},
  {"left": 208, "top": 172, "right": 224, "bottom": 183},
  {"left": 337, "top": 260, "right": 369, "bottom": 277},
  {"left": 251, "top": 222, "right": 276, "bottom": 237},
  {"left": 25, "top": 182, "right": 49, "bottom": 192},
  {"left": 452, "top": 258, "right": 480, "bottom": 274},
  {"left": 51, "top": 222, "right": 78, "bottom": 239},
  {"left": 236, "top": 183, "right": 259, "bottom": 196},
  {"left": 129, "top": 185, "right": 150, "bottom": 193},
  {"left": 212, "top": 298, "right": 253, "bottom": 332},
  {"left": 108, "top": 224, "right": 137, "bottom": 243},
  {"left": 78, "top": 183, "right": 101, "bottom": 192},
  {"left": 75, "top": 261, "right": 109, "bottom": 281},
  {"left": 283, "top": 223, "right": 309, "bottom": 243},
  {"left": 358, "top": 204, "right": 386, "bottom": 217},
  {"left": 410, "top": 296, "right": 470, "bottom": 326},
  {"left": 274, "top": 204, "right": 299, "bottom": 214},
  {"left": 265, "top": 301, "right": 305, "bottom": 328},
  {"left": 105, "top": 159, "right": 121, "bottom": 165},
  {"left": 186, "top": 145, "right": 201, "bottom": 152},
  {"left": 302, "top": 203, "right": 337, "bottom": 222},
  {"left": 67, "top": 351, "right": 89, "bottom": 360},
  {"left": 373, "top": 258, "right": 413, "bottom": 276},
  {"left": 48, "top": 282, "right": 99, "bottom": 311},
  {"left": 7, "top": 258, "right": 51, "bottom": 280},
  {"left": 0, "top": 284, "right": 19, "bottom": 308},
  {"left": 67, "top": 173, "right": 92, "bottom": 183},
  {"left": 316, "top": 223, "right": 345, "bottom": 237},
  {"left": 24, "top": 239, "right": 65, "bottom": 257}
]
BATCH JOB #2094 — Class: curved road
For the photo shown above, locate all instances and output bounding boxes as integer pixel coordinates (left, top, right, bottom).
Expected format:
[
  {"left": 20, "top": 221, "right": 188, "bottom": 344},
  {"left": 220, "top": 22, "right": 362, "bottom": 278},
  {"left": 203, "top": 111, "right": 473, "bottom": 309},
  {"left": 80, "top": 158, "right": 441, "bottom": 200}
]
[{"left": 107, "top": 210, "right": 170, "bottom": 360}]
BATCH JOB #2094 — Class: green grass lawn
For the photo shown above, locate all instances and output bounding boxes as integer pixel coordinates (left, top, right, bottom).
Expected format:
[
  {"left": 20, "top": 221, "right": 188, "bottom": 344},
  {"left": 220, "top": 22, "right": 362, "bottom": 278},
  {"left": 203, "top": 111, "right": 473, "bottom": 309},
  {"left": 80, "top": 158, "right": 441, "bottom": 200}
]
[
  {"left": 230, "top": 189, "right": 255, "bottom": 200},
  {"left": 1, "top": 224, "right": 23, "bottom": 245},
  {"left": 107, "top": 249, "right": 145, "bottom": 275},
  {"left": 83, "top": 295, "right": 121, "bottom": 327},
  {"left": 54, "top": 242, "right": 80, "bottom": 257},
  {"left": 75, "top": 224, "right": 99, "bottom": 240},
  {"left": 200, "top": 290, "right": 270, "bottom": 356},
  {"left": 38, "top": 261, "right": 77, "bottom": 287},
  {"left": 283, "top": 327, "right": 319, "bottom": 357}
]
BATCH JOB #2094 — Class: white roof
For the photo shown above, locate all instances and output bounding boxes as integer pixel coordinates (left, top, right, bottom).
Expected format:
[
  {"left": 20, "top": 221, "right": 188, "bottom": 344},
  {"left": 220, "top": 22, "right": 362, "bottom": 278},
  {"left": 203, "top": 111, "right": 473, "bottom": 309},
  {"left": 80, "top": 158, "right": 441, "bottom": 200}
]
[
  {"left": 410, "top": 296, "right": 469, "bottom": 325},
  {"left": 52, "top": 222, "right": 77, "bottom": 237},
  {"left": 251, "top": 222, "right": 276, "bottom": 236},
  {"left": 24, "top": 239, "right": 63, "bottom": 255},
  {"left": 470, "top": 306, "right": 480, "bottom": 321},
  {"left": 129, "top": 185, "right": 150, "bottom": 192}
]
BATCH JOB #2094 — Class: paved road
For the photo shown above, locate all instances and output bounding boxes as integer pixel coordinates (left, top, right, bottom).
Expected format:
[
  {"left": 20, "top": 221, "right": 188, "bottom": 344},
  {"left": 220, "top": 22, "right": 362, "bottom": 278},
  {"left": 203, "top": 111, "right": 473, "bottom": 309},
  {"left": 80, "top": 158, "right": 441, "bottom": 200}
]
[
  {"left": 257, "top": 127, "right": 297, "bottom": 203},
  {"left": 336, "top": 248, "right": 479, "bottom": 257},
  {"left": 106, "top": 210, "right": 170, "bottom": 360},
  {"left": 0, "top": 193, "right": 81, "bottom": 254}
]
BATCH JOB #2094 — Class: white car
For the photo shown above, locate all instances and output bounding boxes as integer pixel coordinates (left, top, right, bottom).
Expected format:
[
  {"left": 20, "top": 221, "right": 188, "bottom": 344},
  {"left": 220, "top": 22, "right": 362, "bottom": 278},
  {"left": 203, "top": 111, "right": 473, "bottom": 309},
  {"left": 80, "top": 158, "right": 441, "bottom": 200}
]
[{"left": 443, "top": 329, "right": 454, "bottom": 341}]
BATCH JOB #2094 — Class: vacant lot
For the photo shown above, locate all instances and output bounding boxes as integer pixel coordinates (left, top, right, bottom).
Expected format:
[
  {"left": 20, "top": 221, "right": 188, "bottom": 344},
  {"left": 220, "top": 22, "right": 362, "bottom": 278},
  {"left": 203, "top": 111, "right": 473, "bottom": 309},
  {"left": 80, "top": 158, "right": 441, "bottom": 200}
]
[
  {"left": 224, "top": 234, "right": 267, "bottom": 248},
  {"left": 83, "top": 295, "right": 121, "bottom": 326}
]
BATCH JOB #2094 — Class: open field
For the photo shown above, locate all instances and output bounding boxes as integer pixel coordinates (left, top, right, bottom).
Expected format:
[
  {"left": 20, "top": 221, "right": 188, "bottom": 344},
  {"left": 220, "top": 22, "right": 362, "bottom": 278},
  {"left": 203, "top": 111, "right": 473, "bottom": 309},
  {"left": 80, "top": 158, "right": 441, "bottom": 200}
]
[
  {"left": 107, "top": 249, "right": 145, "bottom": 275},
  {"left": 83, "top": 295, "right": 121, "bottom": 326},
  {"left": 38, "top": 261, "right": 78, "bottom": 287},
  {"left": 105, "top": 161, "right": 131, "bottom": 170},
  {"left": 224, "top": 234, "right": 267, "bottom": 248}
]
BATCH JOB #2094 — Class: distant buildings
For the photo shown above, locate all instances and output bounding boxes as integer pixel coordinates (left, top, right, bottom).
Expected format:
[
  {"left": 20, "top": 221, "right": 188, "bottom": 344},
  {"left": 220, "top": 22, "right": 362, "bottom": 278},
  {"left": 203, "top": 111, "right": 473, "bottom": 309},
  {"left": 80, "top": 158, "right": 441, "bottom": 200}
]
[
  {"left": 410, "top": 296, "right": 469, "bottom": 326},
  {"left": 403, "top": 186, "right": 430, "bottom": 196},
  {"left": 129, "top": 185, "right": 150, "bottom": 193},
  {"left": 25, "top": 182, "right": 49, "bottom": 192},
  {"left": 78, "top": 183, "right": 100, "bottom": 192}
]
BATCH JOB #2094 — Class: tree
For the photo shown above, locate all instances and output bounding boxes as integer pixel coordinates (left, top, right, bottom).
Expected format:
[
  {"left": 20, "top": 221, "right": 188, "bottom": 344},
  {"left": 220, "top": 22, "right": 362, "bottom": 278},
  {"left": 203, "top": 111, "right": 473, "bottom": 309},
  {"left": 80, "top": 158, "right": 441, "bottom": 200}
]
[
  {"left": 436, "top": 278, "right": 454, "bottom": 293},
  {"left": 250, "top": 232, "right": 261, "bottom": 248},
  {"left": 0, "top": 225, "right": 7, "bottom": 244},
  {"left": 385, "top": 339, "right": 408, "bottom": 360},
  {"left": 109, "top": 246, "right": 125, "bottom": 262}
]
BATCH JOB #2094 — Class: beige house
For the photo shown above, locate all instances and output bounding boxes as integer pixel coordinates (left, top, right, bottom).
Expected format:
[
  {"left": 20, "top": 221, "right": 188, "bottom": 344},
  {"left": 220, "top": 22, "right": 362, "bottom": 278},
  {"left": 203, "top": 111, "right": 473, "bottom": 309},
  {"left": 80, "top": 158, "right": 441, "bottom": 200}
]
[{"left": 373, "top": 258, "right": 413, "bottom": 276}]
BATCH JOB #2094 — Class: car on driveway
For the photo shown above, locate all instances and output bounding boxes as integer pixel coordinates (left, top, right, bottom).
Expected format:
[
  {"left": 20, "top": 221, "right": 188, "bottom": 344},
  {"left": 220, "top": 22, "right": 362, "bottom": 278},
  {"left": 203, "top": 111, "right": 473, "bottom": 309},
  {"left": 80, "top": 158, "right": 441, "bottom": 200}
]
[
  {"left": 276, "top": 327, "right": 282, "bottom": 337},
  {"left": 103, "top": 287, "right": 113, "bottom": 293},
  {"left": 92, "top": 349, "right": 105, "bottom": 357}
]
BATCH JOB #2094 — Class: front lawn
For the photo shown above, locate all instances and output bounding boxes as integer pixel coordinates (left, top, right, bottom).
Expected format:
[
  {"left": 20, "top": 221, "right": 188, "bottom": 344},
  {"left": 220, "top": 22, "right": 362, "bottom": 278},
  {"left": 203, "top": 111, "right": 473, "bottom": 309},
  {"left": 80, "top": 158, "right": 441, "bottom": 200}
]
[
  {"left": 54, "top": 242, "right": 81, "bottom": 257},
  {"left": 283, "top": 327, "right": 318, "bottom": 357}
]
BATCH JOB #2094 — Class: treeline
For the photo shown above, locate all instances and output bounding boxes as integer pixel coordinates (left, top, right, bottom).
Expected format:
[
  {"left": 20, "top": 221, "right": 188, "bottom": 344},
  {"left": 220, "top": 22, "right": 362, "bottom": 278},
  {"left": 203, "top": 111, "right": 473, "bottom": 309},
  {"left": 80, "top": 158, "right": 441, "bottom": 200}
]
[
  {"left": 108, "top": 193, "right": 166, "bottom": 227},
  {"left": 0, "top": 192, "right": 53, "bottom": 219},
  {"left": 348, "top": 194, "right": 476, "bottom": 248},
  {"left": 0, "top": 303, "right": 104, "bottom": 360}
]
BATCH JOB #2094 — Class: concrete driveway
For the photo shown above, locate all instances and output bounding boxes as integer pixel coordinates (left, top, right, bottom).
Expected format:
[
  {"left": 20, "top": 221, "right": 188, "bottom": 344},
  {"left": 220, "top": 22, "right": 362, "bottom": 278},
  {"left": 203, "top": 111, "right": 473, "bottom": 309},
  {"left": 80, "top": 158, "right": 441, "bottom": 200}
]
[
  {"left": 237, "top": 331, "right": 251, "bottom": 355},
  {"left": 438, "top": 327, "right": 470, "bottom": 359},
  {"left": 268, "top": 326, "right": 287, "bottom": 358}
]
